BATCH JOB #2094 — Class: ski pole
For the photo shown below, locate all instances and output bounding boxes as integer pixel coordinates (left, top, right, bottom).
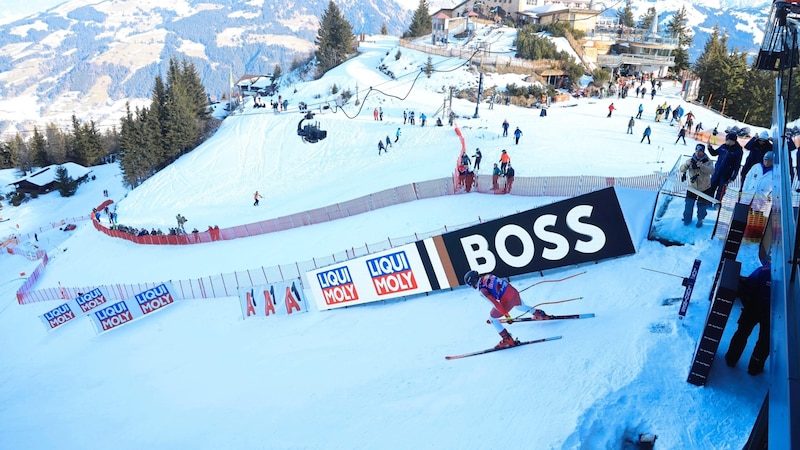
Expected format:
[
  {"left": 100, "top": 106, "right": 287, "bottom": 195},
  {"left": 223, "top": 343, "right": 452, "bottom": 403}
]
[
  {"left": 518, "top": 271, "right": 586, "bottom": 293},
  {"left": 641, "top": 267, "right": 685, "bottom": 279}
]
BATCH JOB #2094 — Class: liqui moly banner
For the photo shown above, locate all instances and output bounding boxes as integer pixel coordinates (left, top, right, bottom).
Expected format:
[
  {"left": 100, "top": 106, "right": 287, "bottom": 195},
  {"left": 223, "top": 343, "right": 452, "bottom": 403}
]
[
  {"left": 305, "top": 244, "right": 433, "bottom": 311},
  {"left": 237, "top": 279, "right": 308, "bottom": 319},
  {"left": 39, "top": 287, "right": 113, "bottom": 332},
  {"left": 88, "top": 283, "right": 179, "bottom": 334},
  {"left": 40, "top": 303, "right": 80, "bottom": 332}
]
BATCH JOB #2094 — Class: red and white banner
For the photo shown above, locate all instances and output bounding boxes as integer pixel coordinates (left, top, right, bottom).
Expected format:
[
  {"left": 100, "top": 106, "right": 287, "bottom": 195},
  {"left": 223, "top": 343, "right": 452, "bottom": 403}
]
[
  {"left": 237, "top": 279, "right": 308, "bottom": 319},
  {"left": 39, "top": 287, "right": 113, "bottom": 332},
  {"left": 88, "top": 283, "right": 178, "bottom": 334},
  {"left": 305, "top": 244, "right": 433, "bottom": 311}
]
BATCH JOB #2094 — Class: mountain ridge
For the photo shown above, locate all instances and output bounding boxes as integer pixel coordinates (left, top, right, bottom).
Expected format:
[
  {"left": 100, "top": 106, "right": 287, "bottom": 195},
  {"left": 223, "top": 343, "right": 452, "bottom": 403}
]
[{"left": 0, "top": 0, "right": 772, "bottom": 137}]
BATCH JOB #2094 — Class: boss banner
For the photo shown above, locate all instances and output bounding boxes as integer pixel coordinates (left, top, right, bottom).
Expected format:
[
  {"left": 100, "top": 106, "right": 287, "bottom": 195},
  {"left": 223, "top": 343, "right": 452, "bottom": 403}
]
[
  {"left": 306, "top": 244, "right": 433, "bottom": 311},
  {"left": 418, "top": 187, "right": 636, "bottom": 289},
  {"left": 305, "top": 188, "right": 635, "bottom": 309},
  {"left": 237, "top": 279, "right": 309, "bottom": 319}
]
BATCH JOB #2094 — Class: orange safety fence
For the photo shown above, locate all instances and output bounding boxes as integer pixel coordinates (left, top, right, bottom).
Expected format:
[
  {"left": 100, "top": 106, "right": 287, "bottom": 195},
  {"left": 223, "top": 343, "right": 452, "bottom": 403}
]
[{"left": 16, "top": 174, "right": 667, "bottom": 305}]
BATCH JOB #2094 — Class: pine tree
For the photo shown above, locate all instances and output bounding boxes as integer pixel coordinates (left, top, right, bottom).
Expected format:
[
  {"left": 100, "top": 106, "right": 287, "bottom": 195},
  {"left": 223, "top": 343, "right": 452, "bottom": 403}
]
[
  {"left": 69, "top": 115, "right": 103, "bottom": 166},
  {"left": 45, "top": 123, "right": 67, "bottom": 164},
  {"left": 30, "top": 127, "right": 49, "bottom": 167},
  {"left": 405, "top": 0, "right": 432, "bottom": 38},
  {"left": 164, "top": 58, "right": 198, "bottom": 162},
  {"left": 53, "top": 165, "right": 78, "bottom": 197},
  {"left": 119, "top": 103, "right": 158, "bottom": 187},
  {"left": 617, "top": 0, "right": 635, "bottom": 28},
  {"left": 638, "top": 7, "right": 656, "bottom": 30},
  {"left": 272, "top": 64, "right": 282, "bottom": 82},
  {"left": 314, "top": 1, "right": 355, "bottom": 75},
  {"left": 425, "top": 56, "right": 434, "bottom": 78},
  {"left": 693, "top": 26, "right": 730, "bottom": 111},
  {"left": 666, "top": 7, "right": 692, "bottom": 74}
]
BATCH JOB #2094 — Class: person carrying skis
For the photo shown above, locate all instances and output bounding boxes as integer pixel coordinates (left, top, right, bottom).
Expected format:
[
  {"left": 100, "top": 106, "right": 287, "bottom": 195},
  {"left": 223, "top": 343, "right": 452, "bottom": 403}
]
[
  {"left": 679, "top": 144, "right": 715, "bottom": 227},
  {"left": 464, "top": 270, "right": 547, "bottom": 349}
]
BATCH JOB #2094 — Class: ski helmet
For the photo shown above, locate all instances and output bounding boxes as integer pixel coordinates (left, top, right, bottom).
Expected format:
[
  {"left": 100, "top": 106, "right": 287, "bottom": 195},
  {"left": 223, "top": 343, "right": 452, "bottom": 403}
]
[
  {"left": 695, "top": 144, "right": 705, "bottom": 152},
  {"left": 464, "top": 270, "right": 480, "bottom": 288}
]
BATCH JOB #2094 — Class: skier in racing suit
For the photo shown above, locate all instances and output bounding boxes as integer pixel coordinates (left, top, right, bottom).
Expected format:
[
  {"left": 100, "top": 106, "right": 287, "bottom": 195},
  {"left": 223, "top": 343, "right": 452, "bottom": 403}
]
[{"left": 464, "top": 271, "right": 547, "bottom": 349}]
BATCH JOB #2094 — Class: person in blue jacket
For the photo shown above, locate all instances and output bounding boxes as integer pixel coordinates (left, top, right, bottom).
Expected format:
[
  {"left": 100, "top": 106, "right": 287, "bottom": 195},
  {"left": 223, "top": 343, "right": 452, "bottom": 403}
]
[
  {"left": 708, "top": 132, "right": 744, "bottom": 201},
  {"left": 640, "top": 125, "right": 651, "bottom": 144}
]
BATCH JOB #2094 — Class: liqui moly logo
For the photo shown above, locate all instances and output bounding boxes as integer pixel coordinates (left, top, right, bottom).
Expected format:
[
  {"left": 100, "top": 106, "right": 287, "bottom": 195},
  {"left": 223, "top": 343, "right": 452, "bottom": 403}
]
[
  {"left": 44, "top": 304, "right": 76, "bottom": 329},
  {"left": 95, "top": 301, "right": 133, "bottom": 331},
  {"left": 317, "top": 267, "right": 359, "bottom": 305},
  {"left": 134, "top": 284, "right": 174, "bottom": 315},
  {"left": 366, "top": 251, "right": 418, "bottom": 295},
  {"left": 75, "top": 288, "right": 108, "bottom": 313}
]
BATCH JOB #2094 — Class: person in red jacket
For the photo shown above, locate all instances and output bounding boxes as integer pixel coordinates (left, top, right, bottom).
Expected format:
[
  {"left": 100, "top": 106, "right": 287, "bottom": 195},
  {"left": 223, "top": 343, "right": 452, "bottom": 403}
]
[
  {"left": 464, "top": 270, "right": 548, "bottom": 349},
  {"left": 607, "top": 102, "right": 616, "bottom": 118}
]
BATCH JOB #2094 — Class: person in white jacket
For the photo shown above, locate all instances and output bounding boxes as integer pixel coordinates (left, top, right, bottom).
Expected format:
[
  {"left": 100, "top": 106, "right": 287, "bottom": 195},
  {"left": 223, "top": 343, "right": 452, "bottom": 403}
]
[{"left": 740, "top": 151, "right": 774, "bottom": 212}]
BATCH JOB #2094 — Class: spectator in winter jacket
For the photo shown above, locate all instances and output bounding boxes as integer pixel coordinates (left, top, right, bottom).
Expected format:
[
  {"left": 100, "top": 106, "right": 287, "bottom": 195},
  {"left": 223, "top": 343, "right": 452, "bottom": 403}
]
[
  {"left": 708, "top": 133, "right": 744, "bottom": 201},
  {"left": 472, "top": 149, "right": 482, "bottom": 170},
  {"left": 499, "top": 150, "right": 511, "bottom": 173},
  {"left": 504, "top": 164, "right": 515, "bottom": 193},
  {"left": 679, "top": 144, "right": 715, "bottom": 227},
  {"left": 725, "top": 260, "right": 771, "bottom": 375},
  {"left": 460, "top": 152, "right": 471, "bottom": 168},
  {"left": 740, "top": 151, "right": 774, "bottom": 211},
  {"left": 627, "top": 117, "right": 635, "bottom": 134},
  {"left": 492, "top": 163, "right": 501, "bottom": 190},
  {"left": 675, "top": 127, "right": 687, "bottom": 145},
  {"left": 463, "top": 270, "right": 549, "bottom": 350},
  {"left": 741, "top": 131, "right": 773, "bottom": 185},
  {"left": 640, "top": 126, "right": 652, "bottom": 144}
]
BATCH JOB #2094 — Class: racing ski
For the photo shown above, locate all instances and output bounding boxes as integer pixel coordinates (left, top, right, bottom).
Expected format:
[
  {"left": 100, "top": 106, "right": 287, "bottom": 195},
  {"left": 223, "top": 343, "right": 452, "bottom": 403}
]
[
  {"left": 498, "top": 313, "right": 595, "bottom": 324},
  {"left": 445, "top": 335, "right": 562, "bottom": 360}
]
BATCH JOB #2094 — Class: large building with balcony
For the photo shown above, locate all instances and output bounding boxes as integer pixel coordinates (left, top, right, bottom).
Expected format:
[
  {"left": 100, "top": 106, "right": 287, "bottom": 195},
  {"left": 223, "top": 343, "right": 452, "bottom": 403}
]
[
  {"left": 591, "top": 15, "right": 678, "bottom": 78},
  {"left": 431, "top": 1, "right": 678, "bottom": 79}
]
